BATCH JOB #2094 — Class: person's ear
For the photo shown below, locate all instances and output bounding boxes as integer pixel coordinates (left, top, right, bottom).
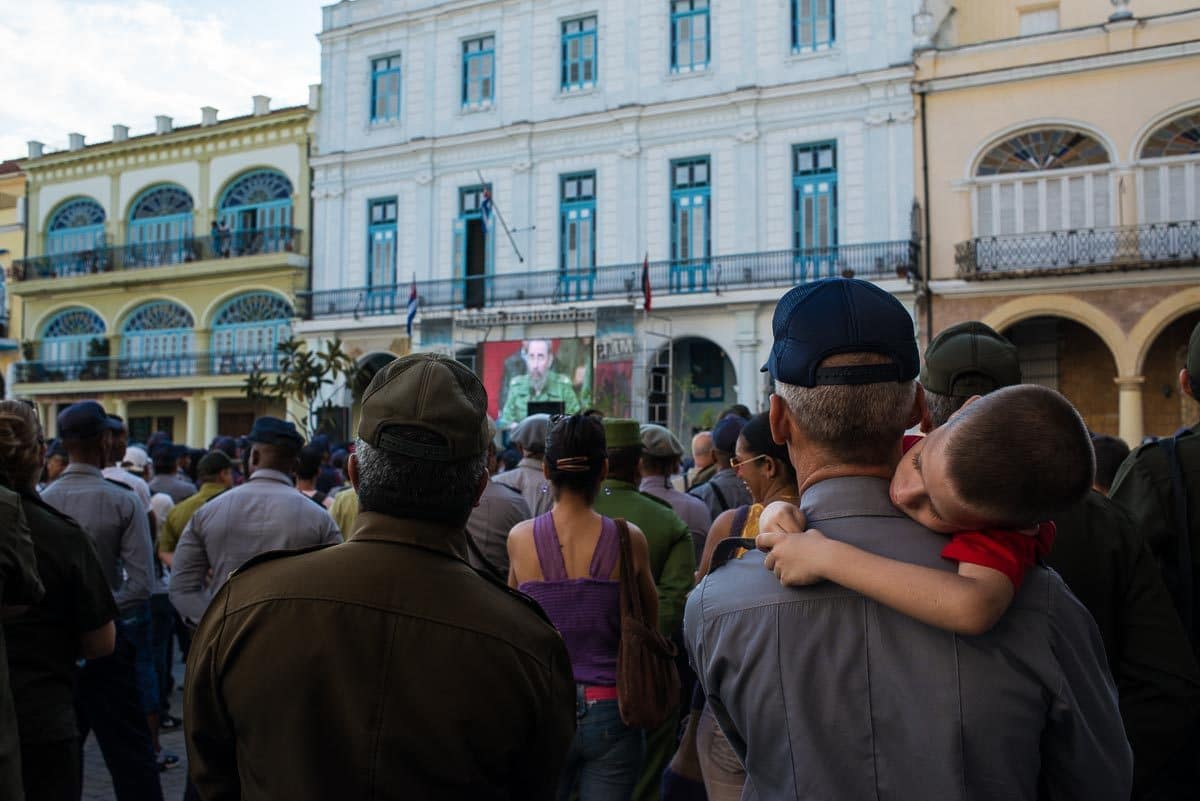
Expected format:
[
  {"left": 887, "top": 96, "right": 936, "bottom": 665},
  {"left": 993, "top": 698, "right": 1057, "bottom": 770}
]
[
  {"left": 347, "top": 453, "right": 360, "bottom": 493},
  {"left": 908, "top": 383, "right": 927, "bottom": 430},
  {"left": 1181, "top": 368, "right": 1195, "bottom": 400},
  {"left": 768, "top": 394, "right": 792, "bottom": 445},
  {"left": 472, "top": 468, "right": 489, "bottom": 508}
]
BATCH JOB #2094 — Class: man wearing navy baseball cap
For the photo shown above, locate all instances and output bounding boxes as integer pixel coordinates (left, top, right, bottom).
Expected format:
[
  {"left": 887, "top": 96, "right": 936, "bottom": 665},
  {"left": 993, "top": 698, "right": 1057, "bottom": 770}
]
[{"left": 684, "top": 278, "right": 1130, "bottom": 801}]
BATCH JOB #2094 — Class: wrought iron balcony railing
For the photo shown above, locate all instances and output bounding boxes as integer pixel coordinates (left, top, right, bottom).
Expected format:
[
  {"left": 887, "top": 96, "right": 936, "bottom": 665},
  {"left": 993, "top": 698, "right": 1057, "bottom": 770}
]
[
  {"left": 955, "top": 221, "right": 1200, "bottom": 279},
  {"left": 15, "top": 351, "right": 282, "bottom": 384},
  {"left": 299, "top": 240, "right": 918, "bottom": 320},
  {"left": 11, "top": 227, "right": 304, "bottom": 282}
]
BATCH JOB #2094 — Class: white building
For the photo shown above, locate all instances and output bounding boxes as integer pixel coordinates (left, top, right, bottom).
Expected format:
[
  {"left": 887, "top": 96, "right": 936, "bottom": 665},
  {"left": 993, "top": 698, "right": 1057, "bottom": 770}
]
[{"left": 301, "top": 0, "right": 920, "bottom": 435}]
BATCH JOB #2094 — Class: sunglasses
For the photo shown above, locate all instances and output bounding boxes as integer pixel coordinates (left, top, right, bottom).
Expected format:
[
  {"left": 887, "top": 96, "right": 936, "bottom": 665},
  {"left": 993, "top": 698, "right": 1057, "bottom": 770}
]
[{"left": 730, "top": 453, "right": 769, "bottom": 470}]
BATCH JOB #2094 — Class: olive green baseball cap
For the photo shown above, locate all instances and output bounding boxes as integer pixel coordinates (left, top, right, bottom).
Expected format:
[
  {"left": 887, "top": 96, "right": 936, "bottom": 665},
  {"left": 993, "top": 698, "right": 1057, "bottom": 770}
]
[
  {"left": 603, "top": 418, "right": 642, "bottom": 450},
  {"left": 358, "top": 353, "right": 489, "bottom": 461},
  {"left": 1188, "top": 320, "right": 1200, "bottom": 378},
  {"left": 920, "top": 321, "right": 1021, "bottom": 397},
  {"left": 640, "top": 424, "right": 683, "bottom": 458}
]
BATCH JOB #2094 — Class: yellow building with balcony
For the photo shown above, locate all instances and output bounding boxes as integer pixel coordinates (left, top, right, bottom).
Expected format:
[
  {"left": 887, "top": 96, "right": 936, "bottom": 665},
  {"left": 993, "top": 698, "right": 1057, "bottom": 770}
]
[
  {"left": 0, "top": 160, "right": 26, "bottom": 388},
  {"left": 916, "top": 0, "right": 1200, "bottom": 446},
  {"left": 11, "top": 97, "right": 313, "bottom": 446}
]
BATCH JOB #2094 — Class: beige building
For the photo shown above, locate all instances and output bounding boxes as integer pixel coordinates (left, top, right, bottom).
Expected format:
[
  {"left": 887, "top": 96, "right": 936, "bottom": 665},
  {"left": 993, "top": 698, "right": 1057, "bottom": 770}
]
[
  {"left": 916, "top": 1, "right": 1200, "bottom": 445},
  {"left": 10, "top": 97, "right": 314, "bottom": 445},
  {"left": 0, "top": 160, "right": 26, "bottom": 388}
]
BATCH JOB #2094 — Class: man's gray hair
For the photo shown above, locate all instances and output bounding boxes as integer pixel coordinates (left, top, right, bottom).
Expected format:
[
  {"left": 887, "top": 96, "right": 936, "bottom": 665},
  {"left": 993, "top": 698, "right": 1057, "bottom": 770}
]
[
  {"left": 355, "top": 434, "right": 487, "bottom": 526},
  {"left": 923, "top": 389, "right": 970, "bottom": 430},
  {"left": 774, "top": 353, "right": 917, "bottom": 466}
]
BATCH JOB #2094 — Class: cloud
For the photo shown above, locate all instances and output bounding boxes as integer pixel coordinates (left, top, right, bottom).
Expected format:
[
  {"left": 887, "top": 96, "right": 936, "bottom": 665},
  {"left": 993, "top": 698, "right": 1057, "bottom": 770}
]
[{"left": 0, "top": 0, "right": 320, "bottom": 159}]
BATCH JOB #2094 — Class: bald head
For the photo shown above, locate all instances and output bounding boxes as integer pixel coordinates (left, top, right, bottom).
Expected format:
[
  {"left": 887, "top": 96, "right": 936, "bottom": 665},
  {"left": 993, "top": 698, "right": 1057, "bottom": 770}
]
[{"left": 692, "top": 431, "right": 714, "bottom": 470}]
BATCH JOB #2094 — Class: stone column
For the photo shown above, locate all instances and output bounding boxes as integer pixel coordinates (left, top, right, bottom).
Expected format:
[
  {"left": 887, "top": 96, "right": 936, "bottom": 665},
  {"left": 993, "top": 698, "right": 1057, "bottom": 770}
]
[
  {"left": 113, "top": 397, "right": 128, "bottom": 422},
  {"left": 733, "top": 308, "right": 761, "bottom": 410},
  {"left": 1115, "top": 375, "right": 1145, "bottom": 447},
  {"left": 204, "top": 394, "right": 220, "bottom": 445},
  {"left": 39, "top": 402, "right": 56, "bottom": 439},
  {"left": 185, "top": 395, "right": 206, "bottom": 448}
]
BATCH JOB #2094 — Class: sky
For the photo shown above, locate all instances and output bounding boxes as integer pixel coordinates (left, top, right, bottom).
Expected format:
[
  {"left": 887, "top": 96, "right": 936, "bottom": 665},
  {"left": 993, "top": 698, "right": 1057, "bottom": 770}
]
[{"left": 0, "top": 0, "right": 328, "bottom": 159}]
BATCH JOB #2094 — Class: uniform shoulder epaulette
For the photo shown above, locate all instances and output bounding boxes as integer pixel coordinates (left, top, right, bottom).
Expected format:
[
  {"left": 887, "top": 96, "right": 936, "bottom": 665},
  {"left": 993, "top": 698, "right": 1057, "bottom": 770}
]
[
  {"left": 229, "top": 542, "right": 336, "bottom": 579},
  {"left": 638, "top": 490, "right": 675, "bottom": 510},
  {"left": 470, "top": 564, "right": 557, "bottom": 629}
]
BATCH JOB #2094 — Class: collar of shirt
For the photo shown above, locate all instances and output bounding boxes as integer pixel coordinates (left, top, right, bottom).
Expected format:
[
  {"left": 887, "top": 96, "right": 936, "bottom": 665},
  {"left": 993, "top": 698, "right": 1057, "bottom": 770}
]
[
  {"left": 517, "top": 457, "right": 544, "bottom": 471},
  {"left": 248, "top": 468, "right": 295, "bottom": 487},
  {"left": 349, "top": 511, "right": 469, "bottom": 562},
  {"left": 601, "top": 478, "right": 636, "bottom": 492},
  {"left": 61, "top": 463, "right": 104, "bottom": 479},
  {"left": 799, "top": 475, "right": 905, "bottom": 525},
  {"left": 638, "top": 476, "right": 672, "bottom": 492}
]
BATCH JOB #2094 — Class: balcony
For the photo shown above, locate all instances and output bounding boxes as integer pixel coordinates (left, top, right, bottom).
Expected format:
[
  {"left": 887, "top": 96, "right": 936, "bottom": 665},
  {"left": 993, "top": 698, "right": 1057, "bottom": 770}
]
[
  {"left": 11, "top": 227, "right": 304, "bottom": 282},
  {"left": 299, "top": 241, "right": 918, "bottom": 320},
  {"left": 955, "top": 221, "right": 1200, "bottom": 279},
  {"left": 15, "top": 351, "right": 282, "bottom": 385}
]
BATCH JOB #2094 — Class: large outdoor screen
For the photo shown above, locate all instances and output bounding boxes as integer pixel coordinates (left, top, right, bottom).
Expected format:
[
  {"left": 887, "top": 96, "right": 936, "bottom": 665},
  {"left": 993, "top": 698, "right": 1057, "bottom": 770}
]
[{"left": 481, "top": 337, "right": 594, "bottom": 427}]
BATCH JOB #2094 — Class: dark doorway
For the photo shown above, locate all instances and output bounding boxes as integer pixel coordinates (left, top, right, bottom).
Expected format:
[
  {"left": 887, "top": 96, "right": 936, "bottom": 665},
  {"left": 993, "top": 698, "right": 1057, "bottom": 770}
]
[{"left": 465, "top": 218, "right": 487, "bottom": 309}]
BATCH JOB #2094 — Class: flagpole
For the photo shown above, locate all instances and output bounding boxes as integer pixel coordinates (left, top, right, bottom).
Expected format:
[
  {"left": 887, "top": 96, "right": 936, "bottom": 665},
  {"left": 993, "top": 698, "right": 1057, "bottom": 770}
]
[{"left": 475, "top": 169, "right": 525, "bottom": 263}]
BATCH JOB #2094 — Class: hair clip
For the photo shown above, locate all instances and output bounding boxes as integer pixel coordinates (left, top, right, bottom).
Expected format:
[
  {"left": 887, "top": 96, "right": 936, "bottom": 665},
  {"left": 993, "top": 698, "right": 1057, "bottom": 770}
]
[{"left": 554, "top": 456, "right": 592, "bottom": 472}]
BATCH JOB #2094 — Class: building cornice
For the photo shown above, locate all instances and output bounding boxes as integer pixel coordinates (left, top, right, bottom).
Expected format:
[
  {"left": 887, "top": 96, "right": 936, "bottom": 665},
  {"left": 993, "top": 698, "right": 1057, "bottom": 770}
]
[
  {"left": 312, "top": 65, "right": 915, "bottom": 169},
  {"left": 929, "top": 267, "right": 1200, "bottom": 298},
  {"left": 915, "top": 37, "right": 1200, "bottom": 94},
  {"left": 24, "top": 107, "right": 312, "bottom": 179}
]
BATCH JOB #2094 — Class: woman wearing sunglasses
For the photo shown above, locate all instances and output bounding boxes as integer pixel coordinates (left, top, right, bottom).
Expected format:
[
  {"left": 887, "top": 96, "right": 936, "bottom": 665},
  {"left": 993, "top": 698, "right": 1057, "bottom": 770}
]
[
  {"left": 507, "top": 413, "right": 659, "bottom": 801},
  {"left": 692, "top": 411, "right": 796, "bottom": 801}
]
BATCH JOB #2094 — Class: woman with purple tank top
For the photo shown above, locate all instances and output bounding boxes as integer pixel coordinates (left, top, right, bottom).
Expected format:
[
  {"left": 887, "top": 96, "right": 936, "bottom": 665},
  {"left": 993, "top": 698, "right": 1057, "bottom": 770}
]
[{"left": 507, "top": 414, "right": 659, "bottom": 801}]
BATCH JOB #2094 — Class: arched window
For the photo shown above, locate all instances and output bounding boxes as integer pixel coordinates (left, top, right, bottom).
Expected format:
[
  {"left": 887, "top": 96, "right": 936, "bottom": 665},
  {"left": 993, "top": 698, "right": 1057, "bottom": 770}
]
[
  {"left": 1138, "top": 110, "right": 1200, "bottom": 224},
  {"left": 40, "top": 308, "right": 106, "bottom": 371},
  {"left": 210, "top": 292, "right": 293, "bottom": 374},
  {"left": 127, "top": 186, "right": 194, "bottom": 266},
  {"left": 973, "top": 128, "right": 1112, "bottom": 238},
  {"left": 120, "top": 301, "right": 195, "bottom": 378},
  {"left": 217, "top": 169, "right": 294, "bottom": 256},
  {"left": 45, "top": 198, "right": 106, "bottom": 276}
]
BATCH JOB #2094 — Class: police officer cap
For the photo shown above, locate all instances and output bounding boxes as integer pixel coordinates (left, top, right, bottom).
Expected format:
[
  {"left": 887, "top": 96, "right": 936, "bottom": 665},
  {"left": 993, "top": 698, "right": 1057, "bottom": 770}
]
[
  {"left": 247, "top": 417, "right": 305, "bottom": 450},
  {"left": 762, "top": 278, "right": 919, "bottom": 387},
  {"left": 640, "top": 424, "right": 683, "bottom": 458},
  {"left": 196, "top": 451, "right": 233, "bottom": 477},
  {"left": 603, "top": 418, "right": 641, "bottom": 450},
  {"left": 358, "top": 352, "right": 489, "bottom": 462},
  {"left": 920, "top": 321, "right": 1021, "bottom": 398},
  {"left": 1188, "top": 320, "right": 1200, "bottom": 380},
  {"left": 511, "top": 414, "right": 551, "bottom": 454},
  {"left": 711, "top": 416, "right": 746, "bottom": 455},
  {"left": 57, "top": 401, "right": 123, "bottom": 441}
]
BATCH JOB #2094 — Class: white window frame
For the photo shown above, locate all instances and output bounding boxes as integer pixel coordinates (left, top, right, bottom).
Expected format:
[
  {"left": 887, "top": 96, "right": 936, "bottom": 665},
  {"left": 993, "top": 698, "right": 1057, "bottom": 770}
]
[{"left": 971, "top": 166, "right": 1115, "bottom": 237}]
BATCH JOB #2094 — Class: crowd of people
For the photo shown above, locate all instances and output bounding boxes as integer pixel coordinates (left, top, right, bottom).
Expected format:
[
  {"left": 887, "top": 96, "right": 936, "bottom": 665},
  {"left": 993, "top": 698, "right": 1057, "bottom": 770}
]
[{"left": 0, "top": 276, "right": 1198, "bottom": 801}]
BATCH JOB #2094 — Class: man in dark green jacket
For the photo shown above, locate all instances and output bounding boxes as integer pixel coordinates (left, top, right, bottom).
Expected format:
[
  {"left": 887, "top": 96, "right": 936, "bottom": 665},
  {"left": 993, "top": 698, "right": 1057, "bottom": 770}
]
[{"left": 594, "top": 418, "right": 694, "bottom": 801}]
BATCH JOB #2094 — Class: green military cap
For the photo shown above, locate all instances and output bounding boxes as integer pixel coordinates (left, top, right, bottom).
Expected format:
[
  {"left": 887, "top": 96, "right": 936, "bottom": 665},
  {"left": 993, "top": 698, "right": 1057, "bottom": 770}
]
[
  {"left": 1188, "top": 320, "right": 1200, "bottom": 378},
  {"left": 640, "top": 424, "right": 683, "bottom": 458},
  {"left": 196, "top": 451, "right": 233, "bottom": 477},
  {"left": 603, "top": 418, "right": 642, "bottom": 449},
  {"left": 920, "top": 321, "right": 1022, "bottom": 397},
  {"left": 358, "top": 353, "right": 489, "bottom": 461}
]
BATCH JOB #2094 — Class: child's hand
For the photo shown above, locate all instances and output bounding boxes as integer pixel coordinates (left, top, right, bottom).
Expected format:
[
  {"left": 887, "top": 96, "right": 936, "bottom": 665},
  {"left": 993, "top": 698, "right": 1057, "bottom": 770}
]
[
  {"left": 758, "top": 528, "right": 831, "bottom": 586},
  {"left": 757, "top": 502, "right": 807, "bottom": 537}
]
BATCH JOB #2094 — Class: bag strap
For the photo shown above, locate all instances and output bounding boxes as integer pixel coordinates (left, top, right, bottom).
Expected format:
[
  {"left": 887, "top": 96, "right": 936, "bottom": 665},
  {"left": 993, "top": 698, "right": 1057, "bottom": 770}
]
[
  {"left": 615, "top": 517, "right": 644, "bottom": 623},
  {"left": 708, "top": 480, "right": 729, "bottom": 513},
  {"left": 730, "top": 504, "right": 751, "bottom": 540},
  {"left": 1162, "top": 435, "right": 1195, "bottom": 637}
]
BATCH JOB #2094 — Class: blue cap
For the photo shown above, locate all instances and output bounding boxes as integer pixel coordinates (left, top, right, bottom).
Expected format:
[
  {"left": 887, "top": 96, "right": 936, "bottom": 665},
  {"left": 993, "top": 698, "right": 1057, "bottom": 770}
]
[
  {"left": 57, "top": 401, "right": 122, "bottom": 441},
  {"left": 247, "top": 416, "right": 304, "bottom": 450},
  {"left": 711, "top": 416, "right": 746, "bottom": 454},
  {"left": 762, "top": 278, "right": 919, "bottom": 387}
]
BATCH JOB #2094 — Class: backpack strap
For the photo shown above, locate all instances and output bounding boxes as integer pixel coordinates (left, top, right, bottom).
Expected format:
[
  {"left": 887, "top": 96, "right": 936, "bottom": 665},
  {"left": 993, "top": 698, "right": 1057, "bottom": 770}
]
[
  {"left": 1162, "top": 435, "right": 1195, "bottom": 638},
  {"left": 531, "top": 511, "right": 569, "bottom": 582},
  {"left": 708, "top": 480, "right": 729, "bottom": 513}
]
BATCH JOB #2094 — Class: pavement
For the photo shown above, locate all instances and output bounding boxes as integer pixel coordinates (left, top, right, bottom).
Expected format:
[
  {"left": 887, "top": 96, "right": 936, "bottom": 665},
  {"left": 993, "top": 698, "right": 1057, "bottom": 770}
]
[{"left": 81, "top": 654, "right": 189, "bottom": 801}]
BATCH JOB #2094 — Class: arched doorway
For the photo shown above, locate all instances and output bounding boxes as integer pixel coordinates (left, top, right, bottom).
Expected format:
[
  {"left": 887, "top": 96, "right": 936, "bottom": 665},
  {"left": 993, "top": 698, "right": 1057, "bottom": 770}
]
[
  {"left": 1140, "top": 309, "right": 1200, "bottom": 438},
  {"left": 649, "top": 337, "right": 736, "bottom": 437},
  {"left": 1002, "top": 316, "right": 1119, "bottom": 436}
]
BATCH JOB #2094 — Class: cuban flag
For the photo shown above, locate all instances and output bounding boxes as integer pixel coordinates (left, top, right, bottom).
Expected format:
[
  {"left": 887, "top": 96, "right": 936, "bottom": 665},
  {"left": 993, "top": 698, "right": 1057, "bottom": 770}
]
[
  {"left": 406, "top": 276, "right": 418, "bottom": 338},
  {"left": 641, "top": 252, "right": 652, "bottom": 312},
  {"left": 480, "top": 189, "right": 494, "bottom": 234}
]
